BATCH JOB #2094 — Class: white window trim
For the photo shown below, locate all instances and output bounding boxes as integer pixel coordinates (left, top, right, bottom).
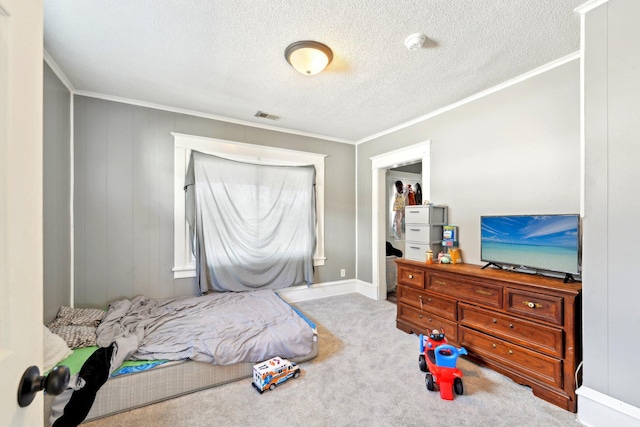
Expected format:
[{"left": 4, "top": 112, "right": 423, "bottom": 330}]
[{"left": 173, "top": 132, "right": 326, "bottom": 279}]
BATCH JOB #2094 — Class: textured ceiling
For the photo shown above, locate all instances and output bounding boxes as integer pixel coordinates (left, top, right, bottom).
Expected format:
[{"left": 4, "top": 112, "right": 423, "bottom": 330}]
[{"left": 43, "top": 0, "right": 586, "bottom": 143}]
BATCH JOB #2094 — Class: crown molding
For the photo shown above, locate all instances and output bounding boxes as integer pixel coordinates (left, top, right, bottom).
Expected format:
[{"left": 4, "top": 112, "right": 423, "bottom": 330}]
[
  {"left": 44, "top": 49, "right": 580, "bottom": 147},
  {"left": 43, "top": 50, "right": 354, "bottom": 144},
  {"left": 43, "top": 49, "right": 75, "bottom": 92},
  {"left": 356, "top": 51, "right": 581, "bottom": 145},
  {"left": 575, "top": 0, "right": 610, "bottom": 14},
  {"left": 73, "top": 90, "right": 355, "bottom": 145}
]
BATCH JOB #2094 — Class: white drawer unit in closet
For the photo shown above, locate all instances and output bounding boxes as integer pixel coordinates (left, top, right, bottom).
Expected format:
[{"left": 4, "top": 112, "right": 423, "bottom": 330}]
[
  {"left": 404, "top": 205, "right": 448, "bottom": 262},
  {"left": 405, "top": 224, "right": 430, "bottom": 242},
  {"left": 405, "top": 206, "right": 431, "bottom": 223},
  {"left": 404, "top": 241, "right": 430, "bottom": 262}
]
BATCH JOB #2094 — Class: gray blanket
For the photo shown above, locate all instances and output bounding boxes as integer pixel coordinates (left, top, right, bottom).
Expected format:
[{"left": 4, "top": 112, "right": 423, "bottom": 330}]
[{"left": 96, "top": 290, "right": 314, "bottom": 365}]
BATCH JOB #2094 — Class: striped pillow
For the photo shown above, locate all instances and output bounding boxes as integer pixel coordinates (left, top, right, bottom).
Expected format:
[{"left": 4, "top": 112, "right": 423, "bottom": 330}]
[
  {"left": 48, "top": 306, "right": 105, "bottom": 328},
  {"left": 47, "top": 325, "right": 98, "bottom": 350},
  {"left": 47, "top": 306, "right": 106, "bottom": 349}
]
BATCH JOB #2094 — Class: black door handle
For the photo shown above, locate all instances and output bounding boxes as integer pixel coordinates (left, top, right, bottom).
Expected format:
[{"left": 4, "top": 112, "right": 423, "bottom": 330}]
[{"left": 17, "top": 365, "right": 70, "bottom": 407}]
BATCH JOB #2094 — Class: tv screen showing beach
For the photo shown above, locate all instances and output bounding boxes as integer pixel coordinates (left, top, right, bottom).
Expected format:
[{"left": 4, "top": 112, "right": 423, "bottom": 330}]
[{"left": 481, "top": 215, "right": 580, "bottom": 274}]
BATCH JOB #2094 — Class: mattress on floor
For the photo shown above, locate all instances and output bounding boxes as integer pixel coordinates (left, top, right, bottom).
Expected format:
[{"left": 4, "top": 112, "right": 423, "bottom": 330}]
[
  {"left": 51, "top": 346, "right": 169, "bottom": 378},
  {"left": 44, "top": 290, "right": 319, "bottom": 424},
  {"left": 44, "top": 329, "right": 318, "bottom": 423}
]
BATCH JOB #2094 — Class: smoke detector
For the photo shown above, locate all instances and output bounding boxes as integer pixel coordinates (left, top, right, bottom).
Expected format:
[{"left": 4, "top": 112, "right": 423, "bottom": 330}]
[{"left": 404, "top": 33, "right": 426, "bottom": 51}]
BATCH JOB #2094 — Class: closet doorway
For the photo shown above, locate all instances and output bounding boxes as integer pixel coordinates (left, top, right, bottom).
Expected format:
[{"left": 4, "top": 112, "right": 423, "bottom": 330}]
[
  {"left": 386, "top": 164, "right": 423, "bottom": 257},
  {"left": 370, "top": 141, "right": 431, "bottom": 301},
  {"left": 385, "top": 163, "right": 422, "bottom": 302}
]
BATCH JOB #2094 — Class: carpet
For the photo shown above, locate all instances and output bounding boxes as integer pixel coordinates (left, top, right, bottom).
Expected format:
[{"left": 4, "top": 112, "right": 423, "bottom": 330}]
[{"left": 83, "top": 293, "right": 580, "bottom": 427}]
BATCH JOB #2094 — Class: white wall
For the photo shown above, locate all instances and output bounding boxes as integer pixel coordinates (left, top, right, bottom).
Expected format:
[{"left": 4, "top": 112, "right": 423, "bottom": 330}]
[
  {"left": 43, "top": 62, "right": 71, "bottom": 323},
  {"left": 357, "top": 59, "right": 581, "bottom": 282},
  {"left": 578, "top": 0, "right": 640, "bottom": 424},
  {"left": 429, "top": 62, "right": 580, "bottom": 266},
  {"left": 72, "top": 97, "right": 356, "bottom": 308}
]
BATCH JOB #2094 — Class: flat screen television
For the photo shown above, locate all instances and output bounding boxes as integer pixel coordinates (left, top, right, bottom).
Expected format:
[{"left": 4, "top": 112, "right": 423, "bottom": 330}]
[{"left": 480, "top": 214, "right": 581, "bottom": 280}]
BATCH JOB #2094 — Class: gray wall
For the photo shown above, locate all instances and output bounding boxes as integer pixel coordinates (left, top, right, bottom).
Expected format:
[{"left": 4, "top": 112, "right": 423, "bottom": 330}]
[
  {"left": 357, "top": 60, "right": 581, "bottom": 283},
  {"left": 583, "top": 0, "right": 640, "bottom": 409},
  {"left": 73, "top": 96, "right": 356, "bottom": 308},
  {"left": 43, "top": 62, "right": 71, "bottom": 323}
]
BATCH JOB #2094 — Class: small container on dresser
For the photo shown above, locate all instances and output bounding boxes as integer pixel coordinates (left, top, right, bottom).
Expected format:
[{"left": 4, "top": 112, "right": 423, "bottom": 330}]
[{"left": 404, "top": 205, "right": 447, "bottom": 262}]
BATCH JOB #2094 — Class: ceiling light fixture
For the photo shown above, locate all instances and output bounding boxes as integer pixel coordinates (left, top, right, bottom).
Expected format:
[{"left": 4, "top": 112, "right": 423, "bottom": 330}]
[{"left": 285, "top": 40, "right": 333, "bottom": 75}]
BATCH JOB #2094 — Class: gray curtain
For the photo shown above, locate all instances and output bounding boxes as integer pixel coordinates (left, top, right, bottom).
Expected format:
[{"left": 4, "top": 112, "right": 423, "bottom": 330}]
[{"left": 185, "top": 151, "right": 316, "bottom": 293}]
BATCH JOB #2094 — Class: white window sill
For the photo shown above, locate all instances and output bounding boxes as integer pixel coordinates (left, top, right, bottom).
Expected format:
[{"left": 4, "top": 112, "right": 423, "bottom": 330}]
[{"left": 173, "top": 257, "right": 326, "bottom": 279}]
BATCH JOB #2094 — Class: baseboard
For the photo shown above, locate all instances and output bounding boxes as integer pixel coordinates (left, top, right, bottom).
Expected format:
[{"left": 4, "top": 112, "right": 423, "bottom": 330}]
[
  {"left": 355, "top": 280, "right": 378, "bottom": 299},
  {"left": 577, "top": 386, "right": 640, "bottom": 426},
  {"left": 277, "top": 279, "right": 359, "bottom": 303},
  {"left": 277, "top": 279, "right": 379, "bottom": 303}
]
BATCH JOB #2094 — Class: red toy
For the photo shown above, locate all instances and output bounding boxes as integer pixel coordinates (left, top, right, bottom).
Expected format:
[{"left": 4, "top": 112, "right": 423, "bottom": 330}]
[{"left": 419, "top": 328, "right": 468, "bottom": 400}]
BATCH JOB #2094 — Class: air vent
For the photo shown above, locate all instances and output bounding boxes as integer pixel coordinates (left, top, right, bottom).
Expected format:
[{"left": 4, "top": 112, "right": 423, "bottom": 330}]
[{"left": 254, "top": 111, "right": 280, "bottom": 121}]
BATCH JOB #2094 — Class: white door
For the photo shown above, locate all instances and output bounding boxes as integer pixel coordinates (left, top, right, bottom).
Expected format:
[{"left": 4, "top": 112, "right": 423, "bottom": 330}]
[{"left": 0, "top": 0, "right": 44, "bottom": 426}]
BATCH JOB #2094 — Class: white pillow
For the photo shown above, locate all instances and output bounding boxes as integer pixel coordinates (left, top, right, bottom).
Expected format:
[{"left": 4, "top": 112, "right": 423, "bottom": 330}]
[{"left": 43, "top": 325, "right": 73, "bottom": 372}]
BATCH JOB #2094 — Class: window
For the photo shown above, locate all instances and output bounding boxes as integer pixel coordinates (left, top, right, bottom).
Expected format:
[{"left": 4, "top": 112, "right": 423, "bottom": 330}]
[{"left": 173, "top": 133, "right": 326, "bottom": 278}]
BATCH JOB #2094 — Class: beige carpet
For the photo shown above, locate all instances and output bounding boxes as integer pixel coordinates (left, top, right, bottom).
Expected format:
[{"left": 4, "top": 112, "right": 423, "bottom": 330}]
[{"left": 83, "top": 293, "right": 580, "bottom": 427}]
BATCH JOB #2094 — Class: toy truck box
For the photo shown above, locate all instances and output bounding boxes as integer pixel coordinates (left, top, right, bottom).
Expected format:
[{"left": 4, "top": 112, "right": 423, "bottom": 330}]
[{"left": 252, "top": 356, "right": 301, "bottom": 393}]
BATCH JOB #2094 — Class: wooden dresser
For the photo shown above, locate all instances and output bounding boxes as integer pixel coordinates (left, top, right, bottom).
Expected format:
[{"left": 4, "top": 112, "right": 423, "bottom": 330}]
[{"left": 395, "top": 259, "right": 582, "bottom": 412}]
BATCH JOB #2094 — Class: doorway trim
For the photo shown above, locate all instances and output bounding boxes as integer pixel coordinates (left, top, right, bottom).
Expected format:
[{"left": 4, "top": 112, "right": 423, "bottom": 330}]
[{"left": 370, "top": 141, "right": 431, "bottom": 300}]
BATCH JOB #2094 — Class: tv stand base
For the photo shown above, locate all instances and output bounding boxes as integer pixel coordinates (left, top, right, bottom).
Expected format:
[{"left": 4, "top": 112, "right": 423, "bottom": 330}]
[{"left": 481, "top": 262, "right": 502, "bottom": 270}]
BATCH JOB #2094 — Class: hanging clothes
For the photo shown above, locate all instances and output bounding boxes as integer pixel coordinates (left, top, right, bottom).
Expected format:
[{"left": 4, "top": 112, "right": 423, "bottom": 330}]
[
  {"left": 392, "top": 181, "right": 407, "bottom": 239},
  {"left": 407, "top": 185, "right": 417, "bottom": 205}
]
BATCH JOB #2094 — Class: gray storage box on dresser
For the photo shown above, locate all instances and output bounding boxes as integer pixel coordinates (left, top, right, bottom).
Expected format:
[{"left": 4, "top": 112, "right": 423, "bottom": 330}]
[
  {"left": 395, "top": 259, "right": 582, "bottom": 412},
  {"left": 403, "top": 205, "right": 448, "bottom": 262}
]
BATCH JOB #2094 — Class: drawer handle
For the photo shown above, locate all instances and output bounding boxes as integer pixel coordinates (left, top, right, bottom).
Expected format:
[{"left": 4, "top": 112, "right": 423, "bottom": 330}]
[
  {"left": 524, "top": 300, "right": 543, "bottom": 309},
  {"left": 419, "top": 314, "right": 423, "bottom": 318},
  {"left": 509, "top": 323, "right": 514, "bottom": 328},
  {"left": 409, "top": 246, "right": 421, "bottom": 250},
  {"left": 409, "top": 274, "right": 413, "bottom": 279},
  {"left": 475, "top": 289, "right": 493, "bottom": 296},
  {"left": 492, "top": 344, "right": 497, "bottom": 349},
  {"left": 508, "top": 350, "right": 514, "bottom": 355},
  {"left": 418, "top": 295, "right": 424, "bottom": 310},
  {"left": 409, "top": 210, "right": 420, "bottom": 214},
  {"left": 492, "top": 319, "right": 497, "bottom": 324}
]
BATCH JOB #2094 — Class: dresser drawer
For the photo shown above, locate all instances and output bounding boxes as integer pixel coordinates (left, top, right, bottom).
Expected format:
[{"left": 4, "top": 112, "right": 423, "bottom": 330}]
[
  {"left": 404, "top": 243, "right": 429, "bottom": 262},
  {"left": 459, "top": 327, "right": 562, "bottom": 389},
  {"left": 427, "top": 273, "right": 503, "bottom": 309},
  {"left": 398, "top": 287, "right": 457, "bottom": 321},
  {"left": 397, "top": 265, "right": 425, "bottom": 289},
  {"left": 405, "top": 206, "right": 430, "bottom": 223},
  {"left": 398, "top": 303, "right": 458, "bottom": 344},
  {"left": 458, "top": 303, "right": 563, "bottom": 358},
  {"left": 506, "top": 289, "right": 563, "bottom": 326},
  {"left": 405, "top": 225, "right": 430, "bottom": 243}
]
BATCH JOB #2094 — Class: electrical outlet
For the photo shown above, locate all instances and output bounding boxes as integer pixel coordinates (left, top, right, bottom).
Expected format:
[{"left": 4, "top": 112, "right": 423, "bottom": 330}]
[{"left": 340, "top": 269, "right": 346, "bottom": 277}]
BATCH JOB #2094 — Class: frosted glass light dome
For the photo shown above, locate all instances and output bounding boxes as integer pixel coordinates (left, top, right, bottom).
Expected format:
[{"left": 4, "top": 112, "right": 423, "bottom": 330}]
[{"left": 285, "top": 41, "right": 333, "bottom": 75}]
